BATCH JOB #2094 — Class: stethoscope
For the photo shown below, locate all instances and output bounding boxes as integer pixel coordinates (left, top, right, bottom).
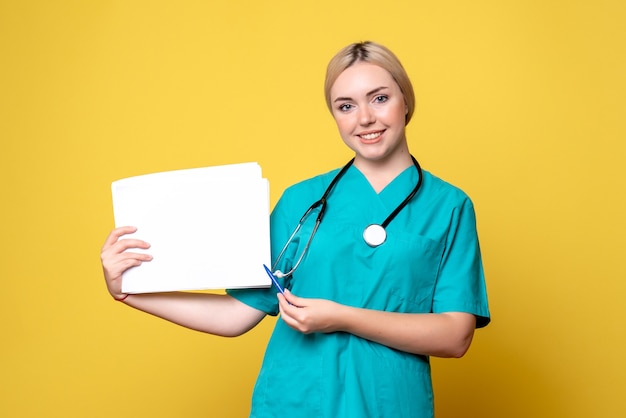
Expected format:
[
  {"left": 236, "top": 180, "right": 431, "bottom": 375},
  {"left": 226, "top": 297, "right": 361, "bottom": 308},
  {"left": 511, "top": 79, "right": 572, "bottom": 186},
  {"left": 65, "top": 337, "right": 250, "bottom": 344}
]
[{"left": 272, "top": 155, "right": 423, "bottom": 278}]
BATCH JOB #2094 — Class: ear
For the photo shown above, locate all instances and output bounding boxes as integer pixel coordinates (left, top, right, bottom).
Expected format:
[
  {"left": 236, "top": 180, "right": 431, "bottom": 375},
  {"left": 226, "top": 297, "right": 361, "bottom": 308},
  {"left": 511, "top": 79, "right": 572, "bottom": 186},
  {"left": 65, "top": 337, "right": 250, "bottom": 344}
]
[{"left": 404, "top": 102, "right": 410, "bottom": 124}]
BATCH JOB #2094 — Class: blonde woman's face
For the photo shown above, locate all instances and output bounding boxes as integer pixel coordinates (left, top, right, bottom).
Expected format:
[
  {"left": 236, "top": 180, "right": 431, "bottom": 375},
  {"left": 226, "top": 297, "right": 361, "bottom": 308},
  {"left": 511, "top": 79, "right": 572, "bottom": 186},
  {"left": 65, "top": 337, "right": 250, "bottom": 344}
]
[{"left": 329, "top": 62, "right": 409, "bottom": 166}]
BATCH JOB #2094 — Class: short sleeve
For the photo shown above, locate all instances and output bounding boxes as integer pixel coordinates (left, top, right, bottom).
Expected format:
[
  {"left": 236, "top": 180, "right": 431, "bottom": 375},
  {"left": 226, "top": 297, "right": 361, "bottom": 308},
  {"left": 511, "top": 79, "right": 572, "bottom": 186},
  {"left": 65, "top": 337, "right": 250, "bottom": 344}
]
[
  {"left": 226, "top": 188, "right": 298, "bottom": 316},
  {"left": 432, "top": 197, "right": 490, "bottom": 328}
]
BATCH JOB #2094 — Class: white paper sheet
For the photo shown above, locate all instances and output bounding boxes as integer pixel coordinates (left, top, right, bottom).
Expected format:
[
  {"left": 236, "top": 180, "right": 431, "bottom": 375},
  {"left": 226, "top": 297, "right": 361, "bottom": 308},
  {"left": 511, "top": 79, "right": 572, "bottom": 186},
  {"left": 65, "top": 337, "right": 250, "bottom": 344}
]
[{"left": 111, "top": 162, "right": 271, "bottom": 293}]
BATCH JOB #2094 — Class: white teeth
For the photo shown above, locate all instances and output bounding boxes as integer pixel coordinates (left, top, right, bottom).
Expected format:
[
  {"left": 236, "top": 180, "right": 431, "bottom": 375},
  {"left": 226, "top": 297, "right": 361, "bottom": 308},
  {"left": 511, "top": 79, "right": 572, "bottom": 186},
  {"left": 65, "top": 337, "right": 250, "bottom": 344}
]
[{"left": 360, "top": 132, "right": 381, "bottom": 140}]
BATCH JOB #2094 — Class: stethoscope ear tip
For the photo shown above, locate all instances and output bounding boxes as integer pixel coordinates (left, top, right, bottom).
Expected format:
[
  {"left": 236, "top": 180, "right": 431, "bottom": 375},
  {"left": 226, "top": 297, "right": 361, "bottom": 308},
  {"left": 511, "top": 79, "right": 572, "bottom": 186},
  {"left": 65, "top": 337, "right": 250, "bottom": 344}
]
[{"left": 273, "top": 270, "right": 286, "bottom": 278}]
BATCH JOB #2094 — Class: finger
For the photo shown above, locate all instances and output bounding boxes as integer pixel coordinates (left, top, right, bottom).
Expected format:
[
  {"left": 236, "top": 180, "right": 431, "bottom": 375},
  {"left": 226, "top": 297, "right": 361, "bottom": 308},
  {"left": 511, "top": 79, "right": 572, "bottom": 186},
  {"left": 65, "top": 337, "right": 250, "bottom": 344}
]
[
  {"left": 103, "top": 252, "right": 152, "bottom": 280},
  {"left": 102, "top": 226, "right": 137, "bottom": 250},
  {"left": 277, "top": 293, "right": 296, "bottom": 317},
  {"left": 283, "top": 289, "right": 303, "bottom": 308},
  {"left": 115, "top": 255, "right": 150, "bottom": 271},
  {"left": 118, "top": 251, "right": 153, "bottom": 263},
  {"left": 101, "top": 243, "right": 150, "bottom": 269},
  {"left": 276, "top": 293, "right": 289, "bottom": 312},
  {"left": 102, "top": 234, "right": 151, "bottom": 258},
  {"left": 111, "top": 238, "right": 151, "bottom": 253}
]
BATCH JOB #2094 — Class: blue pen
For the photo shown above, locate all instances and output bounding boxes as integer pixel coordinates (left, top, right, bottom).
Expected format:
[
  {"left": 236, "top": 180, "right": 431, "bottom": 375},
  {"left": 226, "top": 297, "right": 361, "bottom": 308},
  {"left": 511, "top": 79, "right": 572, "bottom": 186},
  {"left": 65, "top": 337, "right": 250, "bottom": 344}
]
[{"left": 263, "top": 264, "right": 286, "bottom": 296}]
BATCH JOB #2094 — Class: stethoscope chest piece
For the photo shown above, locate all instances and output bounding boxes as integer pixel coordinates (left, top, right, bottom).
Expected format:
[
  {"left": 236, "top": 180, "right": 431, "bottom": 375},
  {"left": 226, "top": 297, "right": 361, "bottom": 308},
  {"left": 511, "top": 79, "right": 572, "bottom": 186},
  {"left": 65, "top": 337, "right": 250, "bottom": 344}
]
[
  {"left": 363, "top": 224, "right": 387, "bottom": 247},
  {"left": 272, "top": 156, "right": 422, "bottom": 275}
]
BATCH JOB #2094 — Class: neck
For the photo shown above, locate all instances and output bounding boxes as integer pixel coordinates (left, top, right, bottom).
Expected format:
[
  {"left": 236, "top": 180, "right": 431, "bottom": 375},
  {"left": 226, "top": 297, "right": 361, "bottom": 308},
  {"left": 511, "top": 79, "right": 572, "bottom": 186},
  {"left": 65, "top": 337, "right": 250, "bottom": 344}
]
[{"left": 353, "top": 149, "right": 414, "bottom": 193}]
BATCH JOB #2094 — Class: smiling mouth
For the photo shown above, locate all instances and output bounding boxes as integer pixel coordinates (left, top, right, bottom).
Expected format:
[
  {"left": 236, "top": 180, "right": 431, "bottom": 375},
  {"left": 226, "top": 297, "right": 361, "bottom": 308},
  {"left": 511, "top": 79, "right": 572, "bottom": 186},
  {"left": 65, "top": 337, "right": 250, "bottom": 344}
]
[{"left": 358, "top": 131, "right": 383, "bottom": 140}]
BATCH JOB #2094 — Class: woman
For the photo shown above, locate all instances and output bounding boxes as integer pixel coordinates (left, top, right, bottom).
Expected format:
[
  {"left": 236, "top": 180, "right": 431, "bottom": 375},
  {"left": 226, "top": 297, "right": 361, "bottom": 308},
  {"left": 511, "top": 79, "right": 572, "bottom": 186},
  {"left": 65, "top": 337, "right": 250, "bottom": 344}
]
[{"left": 101, "top": 41, "right": 490, "bottom": 417}]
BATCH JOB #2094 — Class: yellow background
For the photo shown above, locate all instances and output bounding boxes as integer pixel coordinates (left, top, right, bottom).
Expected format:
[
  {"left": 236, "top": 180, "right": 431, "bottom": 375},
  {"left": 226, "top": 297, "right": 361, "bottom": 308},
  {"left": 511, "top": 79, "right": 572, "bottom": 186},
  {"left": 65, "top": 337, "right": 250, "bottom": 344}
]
[{"left": 1, "top": 1, "right": 624, "bottom": 417}]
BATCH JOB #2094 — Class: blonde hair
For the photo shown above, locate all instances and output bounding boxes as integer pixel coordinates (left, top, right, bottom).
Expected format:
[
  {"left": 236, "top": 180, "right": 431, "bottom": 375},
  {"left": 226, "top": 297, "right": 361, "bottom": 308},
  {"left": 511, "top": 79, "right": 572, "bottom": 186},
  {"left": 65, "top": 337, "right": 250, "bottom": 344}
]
[{"left": 324, "top": 41, "right": 416, "bottom": 124}]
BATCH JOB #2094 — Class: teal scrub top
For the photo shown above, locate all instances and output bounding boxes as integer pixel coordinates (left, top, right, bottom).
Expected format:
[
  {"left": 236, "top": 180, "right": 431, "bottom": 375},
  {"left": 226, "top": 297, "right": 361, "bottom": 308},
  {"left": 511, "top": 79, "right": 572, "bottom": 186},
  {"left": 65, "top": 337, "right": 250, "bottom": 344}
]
[{"left": 227, "top": 164, "right": 490, "bottom": 418}]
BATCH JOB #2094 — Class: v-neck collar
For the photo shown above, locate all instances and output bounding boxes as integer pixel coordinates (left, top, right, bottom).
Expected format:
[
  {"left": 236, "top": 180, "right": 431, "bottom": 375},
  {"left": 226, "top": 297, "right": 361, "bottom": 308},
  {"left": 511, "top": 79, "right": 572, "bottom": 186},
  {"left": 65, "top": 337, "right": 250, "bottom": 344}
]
[{"left": 348, "top": 163, "right": 418, "bottom": 197}]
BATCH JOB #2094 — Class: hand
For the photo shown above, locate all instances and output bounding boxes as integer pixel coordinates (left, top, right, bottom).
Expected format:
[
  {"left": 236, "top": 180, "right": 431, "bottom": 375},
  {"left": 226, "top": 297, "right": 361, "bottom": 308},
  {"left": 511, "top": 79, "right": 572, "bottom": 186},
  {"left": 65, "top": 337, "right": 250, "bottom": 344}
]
[
  {"left": 277, "top": 289, "right": 344, "bottom": 334},
  {"left": 100, "top": 226, "right": 152, "bottom": 300}
]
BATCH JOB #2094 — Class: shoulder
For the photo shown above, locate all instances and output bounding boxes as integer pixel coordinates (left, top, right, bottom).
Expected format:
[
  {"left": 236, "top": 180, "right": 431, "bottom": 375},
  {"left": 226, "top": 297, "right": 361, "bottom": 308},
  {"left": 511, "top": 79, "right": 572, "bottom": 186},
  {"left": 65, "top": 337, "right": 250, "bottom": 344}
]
[
  {"left": 281, "top": 168, "right": 341, "bottom": 201},
  {"left": 286, "top": 168, "right": 340, "bottom": 191},
  {"left": 271, "top": 167, "right": 341, "bottom": 217},
  {"left": 420, "top": 169, "right": 475, "bottom": 210}
]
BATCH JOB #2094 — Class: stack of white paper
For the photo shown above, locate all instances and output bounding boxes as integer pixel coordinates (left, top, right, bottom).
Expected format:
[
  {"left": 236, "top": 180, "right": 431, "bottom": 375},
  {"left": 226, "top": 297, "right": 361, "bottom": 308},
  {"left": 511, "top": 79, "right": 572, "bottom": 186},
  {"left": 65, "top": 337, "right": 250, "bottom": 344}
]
[{"left": 111, "top": 162, "right": 271, "bottom": 293}]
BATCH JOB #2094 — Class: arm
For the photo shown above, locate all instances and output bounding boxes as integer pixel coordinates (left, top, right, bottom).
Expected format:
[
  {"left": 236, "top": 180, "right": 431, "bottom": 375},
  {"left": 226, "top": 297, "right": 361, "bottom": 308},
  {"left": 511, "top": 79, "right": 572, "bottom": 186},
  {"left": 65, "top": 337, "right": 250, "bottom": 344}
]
[
  {"left": 277, "top": 290, "right": 475, "bottom": 358},
  {"left": 101, "top": 226, "right": 266, "bottom": 337}
]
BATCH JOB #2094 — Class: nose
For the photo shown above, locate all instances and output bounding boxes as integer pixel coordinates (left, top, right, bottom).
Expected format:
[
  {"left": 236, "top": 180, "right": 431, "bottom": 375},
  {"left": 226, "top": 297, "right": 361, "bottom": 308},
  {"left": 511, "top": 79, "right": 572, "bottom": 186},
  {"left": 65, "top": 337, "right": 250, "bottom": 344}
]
[{"left": 358, "top": 105, "right": 375, "bottom": 125}]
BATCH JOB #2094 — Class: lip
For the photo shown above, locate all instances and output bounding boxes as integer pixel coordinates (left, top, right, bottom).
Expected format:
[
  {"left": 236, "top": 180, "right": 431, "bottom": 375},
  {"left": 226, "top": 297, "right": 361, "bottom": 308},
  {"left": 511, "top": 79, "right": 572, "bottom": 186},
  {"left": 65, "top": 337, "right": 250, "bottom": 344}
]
[{"left": 357, "top": 129, "right": 385, "bottom": 143}]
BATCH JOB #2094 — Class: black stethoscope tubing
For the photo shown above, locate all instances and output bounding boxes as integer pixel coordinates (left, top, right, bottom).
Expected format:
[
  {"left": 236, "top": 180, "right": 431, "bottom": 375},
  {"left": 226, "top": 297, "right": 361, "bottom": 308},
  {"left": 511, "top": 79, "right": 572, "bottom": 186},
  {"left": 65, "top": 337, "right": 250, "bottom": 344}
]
[
  {"left": 362, "top": 155, "right": 423, "bottom": 246},
  {"left": 272, "top": 155, "right": 423, "bottom": 277},
  {"left": 379, "top": 155, "right": 423, "bottom": 228}
]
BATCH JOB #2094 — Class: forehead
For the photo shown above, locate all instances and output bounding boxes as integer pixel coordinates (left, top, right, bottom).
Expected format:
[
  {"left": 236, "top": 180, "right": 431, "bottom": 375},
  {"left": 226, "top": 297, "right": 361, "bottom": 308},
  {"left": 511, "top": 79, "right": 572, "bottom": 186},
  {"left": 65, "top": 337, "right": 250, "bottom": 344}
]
[{"left": 330, "top": 62, "right": 399, "bottom": 99}]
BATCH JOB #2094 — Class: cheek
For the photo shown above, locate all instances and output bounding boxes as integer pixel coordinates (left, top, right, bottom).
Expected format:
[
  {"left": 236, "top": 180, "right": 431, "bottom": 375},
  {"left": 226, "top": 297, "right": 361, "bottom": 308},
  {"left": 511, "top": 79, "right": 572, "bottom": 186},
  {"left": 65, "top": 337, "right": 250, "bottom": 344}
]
[
  {"left": 383, "top": 103, "right": 408, "bottom": 126},
  {"left": 333, "top": 116, "right": 353, "bottom": 137}
]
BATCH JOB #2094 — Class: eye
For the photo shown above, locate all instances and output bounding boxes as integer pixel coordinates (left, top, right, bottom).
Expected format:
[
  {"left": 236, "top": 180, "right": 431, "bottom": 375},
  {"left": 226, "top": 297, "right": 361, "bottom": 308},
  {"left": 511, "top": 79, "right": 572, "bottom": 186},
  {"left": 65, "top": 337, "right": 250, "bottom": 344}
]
[
  {"left": 374, "top": 95, "right": 388, "bottom": 104},
  {"left": 338, "top": 103, "right": 353, "bottom": 112}
]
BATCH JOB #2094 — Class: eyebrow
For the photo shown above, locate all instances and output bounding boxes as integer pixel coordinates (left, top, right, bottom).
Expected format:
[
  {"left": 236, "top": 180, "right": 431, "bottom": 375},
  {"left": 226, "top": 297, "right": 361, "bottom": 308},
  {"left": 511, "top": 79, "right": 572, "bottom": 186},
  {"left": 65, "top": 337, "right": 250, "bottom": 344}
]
[{"left": 333, "top": 86, "right": 389, "bottom": 103}]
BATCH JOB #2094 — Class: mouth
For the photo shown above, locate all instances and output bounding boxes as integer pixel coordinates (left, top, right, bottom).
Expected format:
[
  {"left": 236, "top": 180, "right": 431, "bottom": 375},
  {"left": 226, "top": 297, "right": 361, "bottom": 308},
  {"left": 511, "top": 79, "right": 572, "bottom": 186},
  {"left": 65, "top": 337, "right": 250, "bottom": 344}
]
[{"left": 358, "top": 130, "right": 384, "bottom": 142}]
